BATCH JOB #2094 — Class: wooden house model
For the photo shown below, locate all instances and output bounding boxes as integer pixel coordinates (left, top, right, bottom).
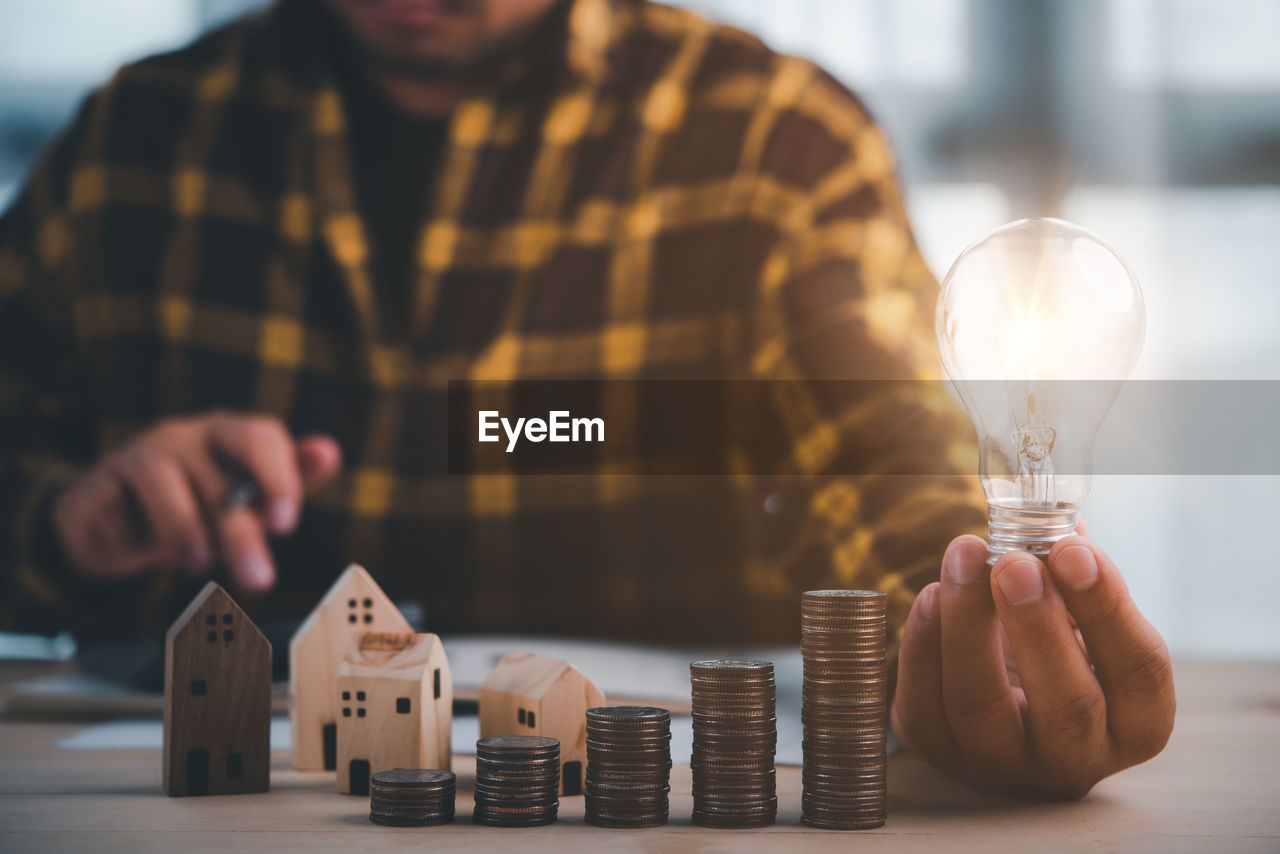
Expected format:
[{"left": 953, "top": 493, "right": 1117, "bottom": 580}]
[
  {"left": 163, "top": 582, "right": 271, "bottom": 797},
  {"left": 478, "top": 652, "right": 604, "bottom": 795},
  {"left": 335, "top": 631, "right": 452, "bottom": 795},
  {"left": 289, "top": 563, "right": 411, "bottom": 770}
]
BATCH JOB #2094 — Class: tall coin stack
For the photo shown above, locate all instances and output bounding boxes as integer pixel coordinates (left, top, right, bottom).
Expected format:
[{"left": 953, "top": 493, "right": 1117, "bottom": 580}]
[
  {"left": 473, "top": 735, "right": 561, "bottom": 827},
  {"left": 369, "top": 769, "right": 456, "bottom": 827},
  {"left": 584, "top": 706, "right": 672, "bottom": 828},
  {"left": 689, "top": 659, "right": 778, "bottom": 828},
  {"left": 801, "top": 589, "right": 889, "bottom": 830}
]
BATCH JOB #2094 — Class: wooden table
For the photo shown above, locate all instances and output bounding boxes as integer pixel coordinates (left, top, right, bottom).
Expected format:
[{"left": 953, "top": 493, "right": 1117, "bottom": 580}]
[{"left": 2, "top": 659, "right": 1277, "bottom": 852}]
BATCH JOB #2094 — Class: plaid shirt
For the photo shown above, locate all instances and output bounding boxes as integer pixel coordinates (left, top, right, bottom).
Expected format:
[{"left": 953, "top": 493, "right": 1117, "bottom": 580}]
[{"left": 0, "top": 0, "right": 984, "bottom": 646}]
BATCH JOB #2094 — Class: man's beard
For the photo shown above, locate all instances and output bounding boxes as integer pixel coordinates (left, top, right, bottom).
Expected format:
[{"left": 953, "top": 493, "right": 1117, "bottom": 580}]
[
  {"left": 341, "top": 0, "right": 569, "bottom": 84},
  {"left": 365, "top": 50, "right": 480, "bottom": 81}
]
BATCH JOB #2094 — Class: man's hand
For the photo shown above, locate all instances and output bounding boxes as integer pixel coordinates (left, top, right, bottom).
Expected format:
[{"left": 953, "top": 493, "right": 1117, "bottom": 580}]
[
  {"left": 51, "top": 412, "right": 341, "bottom": 592},
  {"left": 891, "top": 534, "right": 1175, "bottom": 799}
]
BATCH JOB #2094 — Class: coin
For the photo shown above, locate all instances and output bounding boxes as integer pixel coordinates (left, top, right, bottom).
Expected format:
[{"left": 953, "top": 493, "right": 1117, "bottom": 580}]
[
  {"left": 584, "top": 705, "right": 673, "bottom": 828},
  {"left": 371, "top": 768, "right": 454, "bottom": 787},
  {"left": 801, "top": 588, "right": 889, "bottom": 830},
  {"left": 587, "top": 706, "right": 669, "bottom": 721},
  {"left": 366, "top": 766, "right": 457, "bottom": 829},
  {"left": 472, "top": 736, "right": 561, "bottom": 828},
  {"left": 472, "top": 810, "right": 557, "bottom": 827},
  {"left": 478, "top": 735, "right": 559, "bottom": 750},
  {"left": 689, "top": 658, "right": 778, "bottom": 828}
]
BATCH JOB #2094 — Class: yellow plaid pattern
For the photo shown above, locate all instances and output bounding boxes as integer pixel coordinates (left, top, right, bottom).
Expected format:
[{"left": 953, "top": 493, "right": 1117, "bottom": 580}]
[{"left": 0, "top": 0, "right": 984, "bottom": 645}]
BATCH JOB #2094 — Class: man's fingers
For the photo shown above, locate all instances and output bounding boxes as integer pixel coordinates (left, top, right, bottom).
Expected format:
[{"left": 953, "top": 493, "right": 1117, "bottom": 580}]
[
  {"left": 112, "top": 451, "right": 211, "bottom": 572},
  {"left": 938, "top": 534, "right": 1023, "bottom": 766},
  {"left": 52, "top": 412, "right": 314, "bottom": 585},
  {"left": 297, "top": 434, "right": 342, "bottom": 489},
  {"left": 990, "top": 551, "right": 1107, "bottom": 775},
  {"left": 208, "top": 415, "right": 302, "bottom": 534},
  {"left": 216, "top": 508, "right": 276, "bottom": 592},
  {"left": 53, "top": 470, "right": 146, "bottom": 578},
  {"left": 891, "top": 583, "right": 961, "bottom": 770},
  {"left": 183, "top": 451, "right": 277, "bottom": 593},
  {"left": 1047, "top": 537, "right": 1175, "bottom": 761}
]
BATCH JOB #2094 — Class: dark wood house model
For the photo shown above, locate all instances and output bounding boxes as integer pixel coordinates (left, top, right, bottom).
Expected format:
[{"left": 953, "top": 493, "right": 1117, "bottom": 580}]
[{"left": 163, "top": 582, "right": 271, "bottom": 796}]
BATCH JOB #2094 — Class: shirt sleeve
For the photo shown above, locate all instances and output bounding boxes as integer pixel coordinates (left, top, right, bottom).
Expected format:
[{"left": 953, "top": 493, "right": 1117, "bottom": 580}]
[
  {"left": 0, "top": 92, "right": 130, "bottom": 636},
  {"left": 740, "top": 73, "right": 987, "bottom": 655}
]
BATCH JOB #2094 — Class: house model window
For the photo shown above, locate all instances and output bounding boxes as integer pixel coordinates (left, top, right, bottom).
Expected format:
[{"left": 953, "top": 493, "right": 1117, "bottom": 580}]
[{"left": 333, "top": 630, "right": 454, "bottom": 794}]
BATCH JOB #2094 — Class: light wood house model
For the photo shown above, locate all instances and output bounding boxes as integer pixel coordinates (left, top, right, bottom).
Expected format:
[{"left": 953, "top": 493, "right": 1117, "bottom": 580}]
[
  {"left": 478, "top": 652, "right": 605, "bottom": 795},
  {"left": 335, "top": 631, "right": 452, "bottom": 795},
  {"left": 289, "top": 564, "right": 411, "bottom": 771},
  {"left": 163, "top": 582, "right": 271, "bottom": 797}
]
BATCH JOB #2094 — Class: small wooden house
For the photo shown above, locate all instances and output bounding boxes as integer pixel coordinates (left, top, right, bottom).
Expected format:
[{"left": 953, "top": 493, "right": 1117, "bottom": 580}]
[
  {"left": 289, "top": 564, "right": 411, "bottom": 771},
  {"left": 335, "top": 631, "right": 452, "bottom": 795},
  {"left": 478, "top": 652, "right": 604, "bottom": 795},
  {"left": 163, "top": 582, "right": 271, "bottom": 797}
]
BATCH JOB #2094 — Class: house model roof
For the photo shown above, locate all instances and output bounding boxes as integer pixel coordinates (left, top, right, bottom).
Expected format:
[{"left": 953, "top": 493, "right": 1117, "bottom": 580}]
[
  {"left": 481, "top": 652, "right": 593, "bottom": 699},
  {"left": 341, "top": 632, "right": 443, "bottom": 681},
  {"left": 290, "top": 564, "right": 405, "bottom": 650},
  {"left": 166, "top": 581, "right": 266, "bottom": 647}
]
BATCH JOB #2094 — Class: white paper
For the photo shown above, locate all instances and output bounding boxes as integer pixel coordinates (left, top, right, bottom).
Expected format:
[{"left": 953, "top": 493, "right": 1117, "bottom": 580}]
[{"left": 57, "top": 716, "right": 294, "bottom": 751}]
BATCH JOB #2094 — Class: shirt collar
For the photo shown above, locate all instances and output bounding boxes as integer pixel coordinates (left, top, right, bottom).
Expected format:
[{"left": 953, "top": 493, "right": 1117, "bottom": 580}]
[
  {"left": 564, "top": 0, "right": 625, "bottom": 82},
  {"left": 487, "top": 0, "right": 630, "bottom": 92}
]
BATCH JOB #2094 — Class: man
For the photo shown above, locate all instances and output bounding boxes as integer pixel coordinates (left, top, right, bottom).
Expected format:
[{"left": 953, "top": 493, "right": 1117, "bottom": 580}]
[{"left": 0, "top": 0, "right": 1172, "bottom": 797}]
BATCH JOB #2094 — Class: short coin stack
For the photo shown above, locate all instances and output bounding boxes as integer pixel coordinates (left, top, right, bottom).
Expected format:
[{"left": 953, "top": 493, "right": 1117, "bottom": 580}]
[
  {"left": 689, "top": 659, "right": 778, "bottom": 828},
  {"left": 473, "top": 736, "right": 560, "bottom": 827},
  {"left": 584, "top": 706, "right": 672, "bottom": 828},
  {"left": 801, "top": 589, "right": 889, "bottom": 829},
  {"left": 369, "top": 769, "right": 456, "bottom": 827}
]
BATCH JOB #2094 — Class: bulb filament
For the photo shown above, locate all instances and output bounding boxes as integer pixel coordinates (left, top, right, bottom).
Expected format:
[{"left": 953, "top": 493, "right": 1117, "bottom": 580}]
[{"left": 1013, "top": 391, "right": 1057, "bottom": 507}]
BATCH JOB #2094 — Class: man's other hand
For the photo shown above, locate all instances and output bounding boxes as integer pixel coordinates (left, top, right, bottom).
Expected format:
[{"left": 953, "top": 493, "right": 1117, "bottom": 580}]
[
  {"left": 891, "top": 534, "right": 1176, "bottom": 799},
  {"left": 51, "top": 412, "right": 341, "bottom": 592}
]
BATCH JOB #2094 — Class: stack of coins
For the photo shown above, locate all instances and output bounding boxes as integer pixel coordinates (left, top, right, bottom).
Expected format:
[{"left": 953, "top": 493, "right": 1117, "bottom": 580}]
[
  {"left": 473, "top": 736, "right": 560, "bottom": 827},
  {"left": 584, "top": 706, "right": 672, "bottom": 828},
  {"left": 801, "top": 589, "right": 889, "bottom": 830},
  {"left": 369, "top": 769, "right": 456, "bottom": 827},
  {"left": 689, "top": 659, "right": 778, "bottom": 828}
]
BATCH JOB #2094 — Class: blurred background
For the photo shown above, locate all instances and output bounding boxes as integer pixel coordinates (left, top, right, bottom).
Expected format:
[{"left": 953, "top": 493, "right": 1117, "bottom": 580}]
[{"left": 1, "top": 0, "right": 1277, "bottom": 659}]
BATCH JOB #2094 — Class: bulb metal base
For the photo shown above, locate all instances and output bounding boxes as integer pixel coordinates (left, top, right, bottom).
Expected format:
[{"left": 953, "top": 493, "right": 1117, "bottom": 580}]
[{"left": 986, "top": 503, "right": 1079, "bottom": 564}]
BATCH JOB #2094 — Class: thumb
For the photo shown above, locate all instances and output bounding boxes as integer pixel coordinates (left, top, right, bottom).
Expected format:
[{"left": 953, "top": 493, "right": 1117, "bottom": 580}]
[{"left": 296, "top": 434, "right": 342, "bottom": 489}]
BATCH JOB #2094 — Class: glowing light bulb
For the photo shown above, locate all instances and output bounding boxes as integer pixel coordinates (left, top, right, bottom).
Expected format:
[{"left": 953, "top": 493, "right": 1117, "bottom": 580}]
[{"left": 936, "top": 218, "right": 1146, "bottom": 561}]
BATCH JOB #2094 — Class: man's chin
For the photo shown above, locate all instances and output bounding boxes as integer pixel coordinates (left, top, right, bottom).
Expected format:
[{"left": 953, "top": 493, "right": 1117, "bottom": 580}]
[
  {"left": 368, "top": 47, "right": 484, "bottom": 80},
  {"left": 350, "top": 25, "right": 491, "bottom": 78},
  {"left": 330, "top": 0, "right": 485, "bottom": 73},
  {"left": 363, "top": 0, "right": 461, "bottom": 30}
]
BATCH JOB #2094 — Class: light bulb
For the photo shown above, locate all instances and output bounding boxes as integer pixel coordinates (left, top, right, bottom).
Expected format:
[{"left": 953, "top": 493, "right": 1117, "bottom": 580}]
[{"left": 936, "top": 218, "right": 1146, "bottom": 561}]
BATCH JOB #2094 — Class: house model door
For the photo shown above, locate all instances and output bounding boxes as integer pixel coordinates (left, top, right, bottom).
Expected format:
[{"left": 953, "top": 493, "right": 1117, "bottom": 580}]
[{"left": 349, "top": 759, "right": 371, "bottom": 796}]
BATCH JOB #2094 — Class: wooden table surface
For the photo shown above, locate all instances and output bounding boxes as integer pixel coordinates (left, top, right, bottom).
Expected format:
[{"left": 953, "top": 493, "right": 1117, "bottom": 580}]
[{"left": 2, "top": 658, "right": 1278, "bottom": 853}]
